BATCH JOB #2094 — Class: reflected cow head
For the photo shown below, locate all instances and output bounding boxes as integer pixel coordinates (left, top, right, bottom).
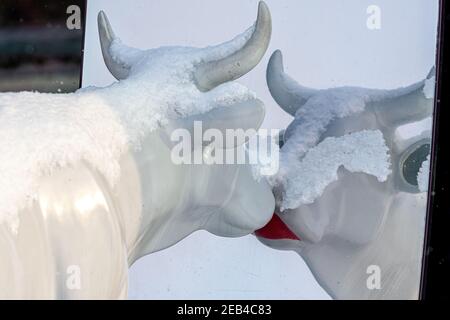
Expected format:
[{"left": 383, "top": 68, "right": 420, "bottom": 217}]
[{"left": 257, "top": 50, "right": 434, "bottom": 299}]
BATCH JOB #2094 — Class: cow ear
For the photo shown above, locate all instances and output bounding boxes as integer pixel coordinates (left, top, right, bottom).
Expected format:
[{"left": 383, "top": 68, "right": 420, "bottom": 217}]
[{"left": 161, "top": 99, "right": 266, "bottom": 151}]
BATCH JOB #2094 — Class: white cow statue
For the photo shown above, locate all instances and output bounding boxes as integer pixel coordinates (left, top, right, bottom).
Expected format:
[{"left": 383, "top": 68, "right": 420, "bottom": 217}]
[
  {"left": 0, "top": 2, "right": 275, "bottom": 299},
  {"left": 256, "top": 50, "right": 434, "bottom": 300}
]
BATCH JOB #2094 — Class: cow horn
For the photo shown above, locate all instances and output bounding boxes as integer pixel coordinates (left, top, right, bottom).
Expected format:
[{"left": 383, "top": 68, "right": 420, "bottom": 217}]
[
  {"left": 194, "top": 1, "right": 272, "bottom": 92},
  {"left": 266, "top": 50, "right": 318, "bottom": 116},
  {"left": 98, "top": 11, "right": 142, "bottom": 80},
  {"left": 370, "top": 67, "right": 435, "bottom": 127}
]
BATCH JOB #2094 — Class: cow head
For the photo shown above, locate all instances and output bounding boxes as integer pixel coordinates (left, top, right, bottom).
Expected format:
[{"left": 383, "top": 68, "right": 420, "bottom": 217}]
[
  {"left": 257, "top": 50, "right": 434, "bottom": 299},
  {"left": 94, "top": 3, "right": 275, "bottom": 259}
]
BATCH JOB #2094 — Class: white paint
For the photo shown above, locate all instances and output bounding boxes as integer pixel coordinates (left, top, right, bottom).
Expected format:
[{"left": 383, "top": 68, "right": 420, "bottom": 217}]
[{"left": 83, "top": 0, "right": 438, "bottom": 300}]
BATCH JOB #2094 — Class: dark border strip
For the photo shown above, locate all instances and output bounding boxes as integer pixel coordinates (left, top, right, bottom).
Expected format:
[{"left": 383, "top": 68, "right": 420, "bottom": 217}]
[
  {"left": 420, "top": 0, "right": 450, "bottom": 300},
  {"left": 78, "top": 0, "right": 87, "bottom": 88}
]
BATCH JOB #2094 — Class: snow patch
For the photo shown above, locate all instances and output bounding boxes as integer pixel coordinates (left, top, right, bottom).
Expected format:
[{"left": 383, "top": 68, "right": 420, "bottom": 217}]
[
  {"left": 278, "top": 130, "right": 391, "bottom": 211},
  {"left": 279, "top": 83, "right": 424, "bottom": 179},
  {"left": 0, "top": 26, "right": 256, "bottom": 230},
  {"left": 418, "top": 155, "right": 430, "bottom": 193}
]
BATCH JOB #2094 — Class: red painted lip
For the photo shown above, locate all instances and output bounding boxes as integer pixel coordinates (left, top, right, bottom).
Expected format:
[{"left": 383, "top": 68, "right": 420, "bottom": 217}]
[{"left": 255, "top": 213, "right": 300, "bottom": 241}]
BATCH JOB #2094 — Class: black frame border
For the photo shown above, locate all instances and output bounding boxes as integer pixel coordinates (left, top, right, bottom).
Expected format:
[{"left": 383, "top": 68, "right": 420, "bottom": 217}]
[
  {"left": 78, "top": 0, "right": 88, "bottom": 88},
  {"left": 420, "top": 0, "right": 450, "bottom": 300}
]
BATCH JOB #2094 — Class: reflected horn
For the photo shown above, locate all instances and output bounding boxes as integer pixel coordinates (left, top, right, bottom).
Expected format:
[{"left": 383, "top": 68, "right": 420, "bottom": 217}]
[
  {"left": 370, "top": 67, "right": 435, "bottom": 126},
  {"left": 266, "top": 50, "right": 318, "bottom": 116}
]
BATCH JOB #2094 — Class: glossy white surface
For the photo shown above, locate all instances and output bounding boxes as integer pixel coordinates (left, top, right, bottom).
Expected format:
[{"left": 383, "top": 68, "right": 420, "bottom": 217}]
[
  {"left": 0, "top": 123, "right": 275, "bottom": 299},
  {"left": 0, "top": 3, "right": 275, "bottom": 299}
]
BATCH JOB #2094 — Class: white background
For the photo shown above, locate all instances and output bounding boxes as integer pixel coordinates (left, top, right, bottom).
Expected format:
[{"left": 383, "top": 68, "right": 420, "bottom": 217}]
[{"left": 83, "top": 0, "right": 438, "bottom": 299}]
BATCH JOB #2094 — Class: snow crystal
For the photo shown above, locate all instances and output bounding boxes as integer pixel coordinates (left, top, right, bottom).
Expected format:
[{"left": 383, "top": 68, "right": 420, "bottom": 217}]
[
  {"left": 278, "top": 130, "right": 391, "bottom": 211},
  {"left": 0, "top": 26, "right": 257, "bottom": 229},
  {"left": 418, "top": 155, "right": 430, "bottom": 193}
]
